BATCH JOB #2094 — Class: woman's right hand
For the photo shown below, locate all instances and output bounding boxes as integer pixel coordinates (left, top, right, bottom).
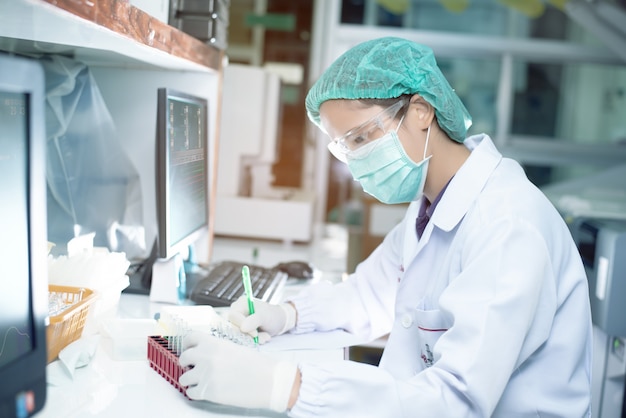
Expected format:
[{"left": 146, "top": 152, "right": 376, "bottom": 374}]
[{"left": 228, "top": 296, "right": 297, "bottom": 344}]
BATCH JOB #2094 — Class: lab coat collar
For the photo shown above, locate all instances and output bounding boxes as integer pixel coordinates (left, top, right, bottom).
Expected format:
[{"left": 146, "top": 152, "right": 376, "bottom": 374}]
[{"left": 430, "top": 134, "right": 502, "bottom": 232}]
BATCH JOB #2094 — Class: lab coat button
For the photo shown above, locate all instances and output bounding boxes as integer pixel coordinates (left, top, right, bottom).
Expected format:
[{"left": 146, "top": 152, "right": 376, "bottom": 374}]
[{"left": 401, "top": 313, "right": 413, "bottom": 328}]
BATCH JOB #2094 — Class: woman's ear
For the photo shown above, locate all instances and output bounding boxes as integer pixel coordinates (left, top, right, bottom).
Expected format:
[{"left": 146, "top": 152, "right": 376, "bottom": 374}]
[{"left": 409, "top": 94, "right": 435, "bottom": 129}]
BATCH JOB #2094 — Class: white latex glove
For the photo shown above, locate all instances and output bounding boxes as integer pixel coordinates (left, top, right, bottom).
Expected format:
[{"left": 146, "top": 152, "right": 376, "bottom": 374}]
[
  {"left": 228, "top": 296, "right": 297, "bottom": 344},
  {"left": 178, "top": 331, "right": 298, "bottom": 412}
]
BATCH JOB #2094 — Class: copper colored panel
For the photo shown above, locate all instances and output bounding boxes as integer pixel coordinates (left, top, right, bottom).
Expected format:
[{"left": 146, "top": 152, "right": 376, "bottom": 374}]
[{"left": 41, "top": 0, "right": 221, "bottom": 70}]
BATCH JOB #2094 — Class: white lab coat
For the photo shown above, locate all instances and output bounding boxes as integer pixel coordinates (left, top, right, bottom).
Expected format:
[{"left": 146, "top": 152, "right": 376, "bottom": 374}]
[{"left": 288, "top": 134, "right": 592, "bottom": 418}]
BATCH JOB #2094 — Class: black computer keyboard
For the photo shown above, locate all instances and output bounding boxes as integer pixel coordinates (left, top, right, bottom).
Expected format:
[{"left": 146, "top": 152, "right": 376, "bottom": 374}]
[{"left": 189, "top": 260, "right": 288, "bottom": 307}]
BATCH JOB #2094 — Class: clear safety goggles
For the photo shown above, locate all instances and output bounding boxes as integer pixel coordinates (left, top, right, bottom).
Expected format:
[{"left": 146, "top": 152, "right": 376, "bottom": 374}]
[{"left": 327, "top": 99, "right": 408, "bottom": 160}]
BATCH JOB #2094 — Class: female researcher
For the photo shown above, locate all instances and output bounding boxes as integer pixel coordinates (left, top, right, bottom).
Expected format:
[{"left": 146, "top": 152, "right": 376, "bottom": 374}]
[{"left": 178, "top": 37, "right": 593, "bottom": 417}]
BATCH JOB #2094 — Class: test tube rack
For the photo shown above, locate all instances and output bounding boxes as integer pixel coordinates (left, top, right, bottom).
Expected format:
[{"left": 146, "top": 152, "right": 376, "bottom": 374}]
[{"left": 147, "top": 335, "right": 188, "bottom": 397}]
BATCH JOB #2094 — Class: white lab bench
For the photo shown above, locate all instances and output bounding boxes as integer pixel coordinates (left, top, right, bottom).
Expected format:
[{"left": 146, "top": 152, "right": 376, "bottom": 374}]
[
  {"left": 37, "top": 294, "right": 347, "bottom": 418},
  {"left": 37, "top": 225, "right": 353, "bottom": 418}
]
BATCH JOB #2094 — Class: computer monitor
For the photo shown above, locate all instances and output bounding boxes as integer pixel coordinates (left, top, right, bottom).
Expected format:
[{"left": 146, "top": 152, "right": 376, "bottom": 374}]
[
  {"left": 150, "top": 88, "right": 209, "bottom": 303},
  {"left": 0, "top": 53, "right": 48, "bottom": 417}
]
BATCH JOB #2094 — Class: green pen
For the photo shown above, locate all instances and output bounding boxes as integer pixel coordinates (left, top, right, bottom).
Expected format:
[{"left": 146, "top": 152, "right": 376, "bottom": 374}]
[{"left": 241, "top": 265, "right": 259, "bottom": 345}]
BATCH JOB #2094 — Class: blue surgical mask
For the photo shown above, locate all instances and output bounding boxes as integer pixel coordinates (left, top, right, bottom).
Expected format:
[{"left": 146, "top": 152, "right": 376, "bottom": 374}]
[{"left": 346, "top": 123, "right": 432, "bottom": 204}]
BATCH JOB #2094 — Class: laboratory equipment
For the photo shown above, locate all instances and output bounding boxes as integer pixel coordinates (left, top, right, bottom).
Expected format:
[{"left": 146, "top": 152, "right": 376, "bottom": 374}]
[
  {"left": 147, "top": 305, "right": 256, "bottom": 396},
  {"left": 570, "top": 218, "right": 626, "bottom": 418},
  {"left": 0, "top": 53, "right": 48, "bottom": 417},
  {"left": 215, "top": 64, "right": 283, "bottom": 200},
  {"left": 46, "top": 285, "right": 96, "bottom": 362},
  {"left": 542, "top": 164, "right": 626, "bottom": 222},
  {"left": 213, "top": 64, "right": 315, "bottom": 243},
  {"left": 48, "top": 248, "right": 130, "bottom": 336},
  {"left": 189, "top": 260, "right": 287, "bottom": 307},
  {"left": 150, "top": 88, "right": 210, "bottom": 304},
  {"left": 147, "top": 335, "right": 190, "bottom": 396}
]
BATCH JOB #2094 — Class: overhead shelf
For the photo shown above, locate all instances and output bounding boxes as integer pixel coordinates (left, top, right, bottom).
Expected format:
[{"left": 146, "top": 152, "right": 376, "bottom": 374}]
[{"left": 0, "top": 0, "right": 222, "bottom": 72}]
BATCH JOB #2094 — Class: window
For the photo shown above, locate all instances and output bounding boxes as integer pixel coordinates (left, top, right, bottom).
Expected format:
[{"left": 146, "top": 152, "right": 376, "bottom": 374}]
[
  {"left": 312, "top": 0, "right": 626, "bottom": 223},
  {"left": 330, "top": 0, "right": 626, "bottom": 177},
  {"left": 341, "top": 0, "right": 573, "bottom": 42}
]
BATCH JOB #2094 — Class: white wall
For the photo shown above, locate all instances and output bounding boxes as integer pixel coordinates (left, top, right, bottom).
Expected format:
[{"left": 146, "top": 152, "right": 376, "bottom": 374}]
[{"left": 90, "top": 67, "right": 220, "bottom": 263}]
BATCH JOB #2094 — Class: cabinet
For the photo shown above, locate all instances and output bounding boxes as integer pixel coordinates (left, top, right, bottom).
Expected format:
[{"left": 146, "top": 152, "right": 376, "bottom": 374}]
[{"left": 0, "top": 0, "right": 223, "bottom": 263}]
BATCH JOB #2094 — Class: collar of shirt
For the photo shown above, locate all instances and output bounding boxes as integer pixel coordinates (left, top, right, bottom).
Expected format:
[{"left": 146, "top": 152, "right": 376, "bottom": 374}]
[
  {"left": 416, "top": 177, "right": 452, "bottom": 238},
  {"left": 429, "top": 133, "right": 502, "bottom": 233}
]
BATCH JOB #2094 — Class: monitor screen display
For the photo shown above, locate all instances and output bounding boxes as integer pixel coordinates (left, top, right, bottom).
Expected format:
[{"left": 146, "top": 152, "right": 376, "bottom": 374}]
[
  {"left": 0, "top": 92, "right": 34, "bottom": 369},
  {"left": 0, "top": 53, "right": 48, "bottom": 418},
  {"left": 156, "top": 89, "right": 209, "bottom": 260}
]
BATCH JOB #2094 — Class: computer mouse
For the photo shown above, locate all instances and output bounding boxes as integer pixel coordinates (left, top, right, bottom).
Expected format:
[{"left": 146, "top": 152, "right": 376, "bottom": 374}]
[{"left": 274, "top": 261, "right": 314, "bottom": 280}]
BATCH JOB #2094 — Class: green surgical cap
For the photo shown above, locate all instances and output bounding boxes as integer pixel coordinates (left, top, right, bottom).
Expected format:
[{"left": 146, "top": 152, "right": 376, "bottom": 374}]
[{"left": 305, "top": 37, "right": 472, "bottom": 143}]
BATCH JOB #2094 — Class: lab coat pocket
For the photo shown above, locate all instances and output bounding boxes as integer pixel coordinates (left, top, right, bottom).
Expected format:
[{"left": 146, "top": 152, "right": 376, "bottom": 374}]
[{"left": 414, "top": 308, "right": 451, "bottom": 368}]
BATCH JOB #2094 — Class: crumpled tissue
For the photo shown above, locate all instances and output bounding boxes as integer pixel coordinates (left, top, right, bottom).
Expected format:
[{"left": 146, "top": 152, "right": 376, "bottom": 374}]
[{"left": 46, "top": 335, "right": 100, "bottom": 386}]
